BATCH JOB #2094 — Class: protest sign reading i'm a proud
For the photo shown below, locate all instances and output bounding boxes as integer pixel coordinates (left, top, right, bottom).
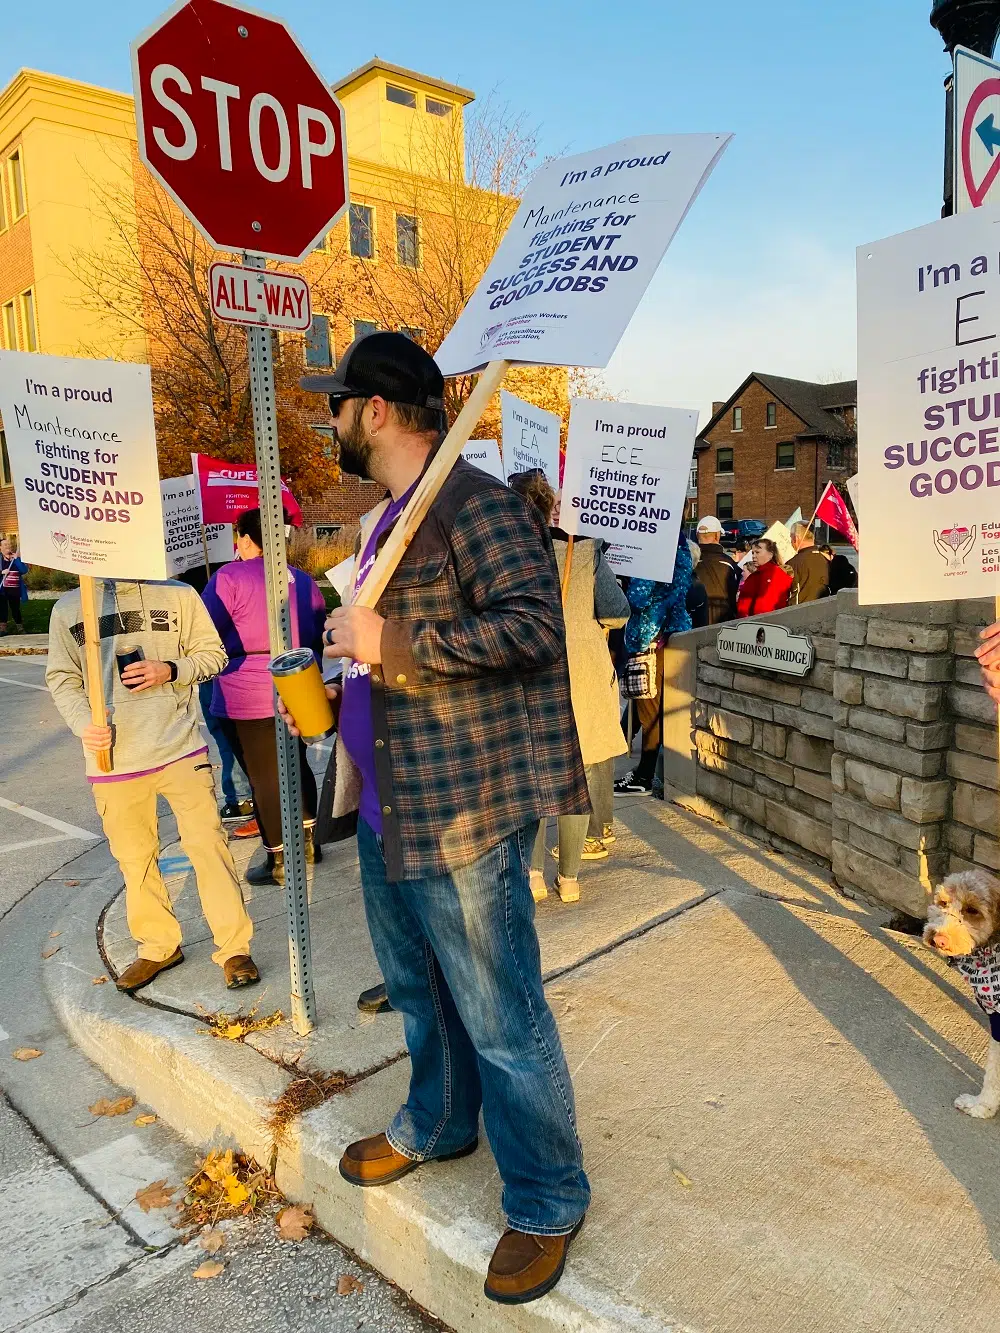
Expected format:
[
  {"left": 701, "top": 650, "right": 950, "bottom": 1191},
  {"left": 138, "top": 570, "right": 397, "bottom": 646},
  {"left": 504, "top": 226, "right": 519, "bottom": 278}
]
[
  {"left": 460, "top": 439, "right": 505, "bottom": 481},
  {"left": 0, "top": 350, "right": 167, "bottom": 579},
  {"left": 501, "top": 392, "right": 561, "bottom": 487},
  {"left": 161, "top": 475, "right": 234, "bottom": 576},
  {"left": 857, "top": 205, "right": 1000, "bottom": 603},
  {"left": 560, "top": 398, "right": 697, "bottom": 581}
]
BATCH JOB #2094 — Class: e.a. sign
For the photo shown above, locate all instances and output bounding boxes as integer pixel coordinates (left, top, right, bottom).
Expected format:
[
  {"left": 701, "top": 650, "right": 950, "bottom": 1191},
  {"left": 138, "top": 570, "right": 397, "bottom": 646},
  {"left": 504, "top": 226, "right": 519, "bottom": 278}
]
[{"left": 132, "top": 0, "right": 349, "bottom": 262}]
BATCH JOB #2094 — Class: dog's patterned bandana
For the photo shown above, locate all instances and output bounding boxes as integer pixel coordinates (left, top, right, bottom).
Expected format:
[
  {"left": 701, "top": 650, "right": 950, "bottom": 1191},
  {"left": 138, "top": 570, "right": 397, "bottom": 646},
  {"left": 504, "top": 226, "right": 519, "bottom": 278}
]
[{"left": 951, "top": 943, "right": 1000, "bottom": 1039}]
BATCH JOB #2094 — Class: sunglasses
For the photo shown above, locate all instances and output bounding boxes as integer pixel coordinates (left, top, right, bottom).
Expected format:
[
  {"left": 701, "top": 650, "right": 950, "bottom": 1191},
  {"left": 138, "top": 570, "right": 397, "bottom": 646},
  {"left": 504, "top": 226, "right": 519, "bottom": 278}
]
[{"left": 327, "top": 393, "right": 360, "bottom": 415}]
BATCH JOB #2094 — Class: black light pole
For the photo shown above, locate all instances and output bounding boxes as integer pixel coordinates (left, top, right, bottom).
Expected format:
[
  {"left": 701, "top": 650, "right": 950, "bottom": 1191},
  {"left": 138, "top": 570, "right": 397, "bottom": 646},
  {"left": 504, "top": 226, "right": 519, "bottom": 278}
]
[{"left": 931, "top": 0, "right": 1000, "bottom": 214}]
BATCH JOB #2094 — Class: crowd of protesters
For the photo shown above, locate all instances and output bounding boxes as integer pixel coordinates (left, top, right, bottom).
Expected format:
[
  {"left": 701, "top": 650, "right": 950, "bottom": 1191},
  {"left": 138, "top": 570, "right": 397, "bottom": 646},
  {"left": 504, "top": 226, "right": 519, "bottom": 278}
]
[{"left": 40, "top": 329, "right": 872, "bottom": 1307}]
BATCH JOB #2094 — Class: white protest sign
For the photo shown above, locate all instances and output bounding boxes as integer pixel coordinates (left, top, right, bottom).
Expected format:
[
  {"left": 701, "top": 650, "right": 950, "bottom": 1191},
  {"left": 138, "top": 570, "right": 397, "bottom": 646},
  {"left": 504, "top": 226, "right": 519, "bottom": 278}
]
[
  {"left": 161, "top": 475, "right": 233, "bottom": 577},
  {"left": 0, "top": 351, "right": 167, "bottom": 579},
  {"left": 461, "top": 439, "right": 505, "bottom": 481},
  {"left": 325, "top": 556, "right": 355, "bottom": 599},
  {"left": 763, "top": 520, "right": 795, "bottom": 565},
  {"left": 846, "top": 474, "right": 859, "bottom": 512},
  {"left": 857, "top": 205, "right": 1000, "bottom": 604},
  {"left": 560, "top": 398, "right": 697, "bottom": 581},
  {"left": 435, "top": 133, "right": 731, "bottom": 376},
  {"left": 501, "top": 393, "right": 561, "bottom": 486}
]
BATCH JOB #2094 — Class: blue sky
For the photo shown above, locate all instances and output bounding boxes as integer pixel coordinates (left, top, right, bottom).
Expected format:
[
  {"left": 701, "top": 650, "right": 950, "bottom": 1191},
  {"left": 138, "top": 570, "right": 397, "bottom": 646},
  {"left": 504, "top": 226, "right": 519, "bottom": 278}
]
[{"left": 7, "top": 0, "right": 950, "bottom": 417}]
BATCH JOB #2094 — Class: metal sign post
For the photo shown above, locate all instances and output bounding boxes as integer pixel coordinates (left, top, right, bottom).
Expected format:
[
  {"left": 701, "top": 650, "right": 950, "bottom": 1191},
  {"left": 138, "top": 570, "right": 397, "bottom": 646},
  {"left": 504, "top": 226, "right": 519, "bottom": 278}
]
[{"left": 243, "top": 251, "right": 316, "bottom": 1035}]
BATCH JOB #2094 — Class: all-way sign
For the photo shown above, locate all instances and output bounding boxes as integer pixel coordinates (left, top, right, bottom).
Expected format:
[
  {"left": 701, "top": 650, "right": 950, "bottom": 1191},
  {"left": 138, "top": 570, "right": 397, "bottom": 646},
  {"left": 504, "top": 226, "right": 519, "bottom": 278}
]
[{"left": 208, "top": 261, "right": 311, "bottom": 330}]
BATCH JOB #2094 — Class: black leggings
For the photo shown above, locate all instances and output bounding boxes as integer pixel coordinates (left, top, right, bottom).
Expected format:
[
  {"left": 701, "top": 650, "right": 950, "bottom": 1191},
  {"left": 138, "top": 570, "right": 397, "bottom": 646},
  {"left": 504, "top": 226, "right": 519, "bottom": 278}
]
[
  {"left": 219, "top": 716, "right": 317, "bottom": 852},
  {"left": 0, "top": 592, "right": 23, "bottom": 627}
]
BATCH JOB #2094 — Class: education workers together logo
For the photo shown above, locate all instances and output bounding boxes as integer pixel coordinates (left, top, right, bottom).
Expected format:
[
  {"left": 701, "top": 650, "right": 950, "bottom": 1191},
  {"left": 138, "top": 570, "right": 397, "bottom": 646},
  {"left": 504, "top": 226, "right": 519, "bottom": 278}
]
[{"left": 933, "top": 524, "right": 977, "bottom": 570}]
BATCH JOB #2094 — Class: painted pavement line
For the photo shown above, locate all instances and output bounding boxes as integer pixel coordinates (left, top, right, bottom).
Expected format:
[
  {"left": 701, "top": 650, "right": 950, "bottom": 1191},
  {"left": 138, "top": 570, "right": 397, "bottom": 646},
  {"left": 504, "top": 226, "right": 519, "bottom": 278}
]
[
  {"left": 0, "top": 796, "right": 99, "bottom": 841},
  {"left": 0, "top": 1024, "right": 8, "bottom": 1041},
  {"left": 0, "top": 834, "right": 73, "bottom": 855},
  {"left": 0, "top": 675, "right": 48, "bottom": 691}
]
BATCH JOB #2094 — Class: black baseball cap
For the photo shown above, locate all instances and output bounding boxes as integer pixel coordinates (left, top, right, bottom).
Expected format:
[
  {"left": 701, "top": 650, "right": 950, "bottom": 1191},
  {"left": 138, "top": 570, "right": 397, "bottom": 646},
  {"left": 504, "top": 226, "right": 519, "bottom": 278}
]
[{"left": 300, "top": 330, "right": 445, "bottom": 411}]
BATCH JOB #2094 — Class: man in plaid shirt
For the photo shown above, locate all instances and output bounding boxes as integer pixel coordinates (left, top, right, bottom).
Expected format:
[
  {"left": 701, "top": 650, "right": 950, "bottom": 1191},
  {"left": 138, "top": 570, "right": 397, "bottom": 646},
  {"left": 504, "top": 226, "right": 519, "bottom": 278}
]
[{"left": 295, "top": 332, "right": 591, "bottom": 1306}]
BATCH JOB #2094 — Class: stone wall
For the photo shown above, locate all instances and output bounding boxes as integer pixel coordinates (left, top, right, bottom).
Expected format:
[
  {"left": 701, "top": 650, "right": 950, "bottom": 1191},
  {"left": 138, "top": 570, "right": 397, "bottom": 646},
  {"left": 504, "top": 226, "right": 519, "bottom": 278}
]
[{"left": 662, "top": 592, "right": 998, "bottom": 919}]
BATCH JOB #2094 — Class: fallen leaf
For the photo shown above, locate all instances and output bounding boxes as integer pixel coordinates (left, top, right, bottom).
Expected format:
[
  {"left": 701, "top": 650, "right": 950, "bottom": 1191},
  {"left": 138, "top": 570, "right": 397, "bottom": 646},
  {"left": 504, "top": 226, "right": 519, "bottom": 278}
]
[
  {"left": 134, "top": 1113, "right": 157, "bottom": 1126},
  {"left": 12, "top": 1048, "right": 42, "bottom": 1061},
  {"left": 135, "top": 1179, "right": 176, "bottom": 1212},
  {"left": 49, "top": 931, "right": 61, "bottom": 937},
  {"left": 64, "top": 880, "right": 80, "bottom": 886},
  {"left": 671, "top": 1167, "right": 694, "bottom": 1190},
  {"left": 223, "top": 1174, "right": 249, "bottom": 1208},
  {"left": 198, "top": 1229, "right": 225, "bottom": 1254},
  {"left": 276, "top": 1204, "right": 314, "bottom": 1241},
  {"left": 192, "top": 1261, "right": 224, "bottom": 1280},
  {"left": 221, "top": 1023, "right": 245, "bottom": 1040},
  {"left": 40, "top": 946, "right": 60, "bottom": 959},
  {"left": 337, "top": 1274, "right": 363, "bottom": 1297},
  {"left": 89, "top": 1095, "right": 136, "bottom": 1117},
  {"left": 92, "top": 976, "right": 108, "bottom": 985}
]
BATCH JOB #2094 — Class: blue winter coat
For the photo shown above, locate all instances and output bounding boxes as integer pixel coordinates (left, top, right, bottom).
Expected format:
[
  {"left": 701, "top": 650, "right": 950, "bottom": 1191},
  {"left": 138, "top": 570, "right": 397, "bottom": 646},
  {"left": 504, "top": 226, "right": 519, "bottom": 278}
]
[{"left": 623, "top": 538, "right": 694, "bottom": 654}]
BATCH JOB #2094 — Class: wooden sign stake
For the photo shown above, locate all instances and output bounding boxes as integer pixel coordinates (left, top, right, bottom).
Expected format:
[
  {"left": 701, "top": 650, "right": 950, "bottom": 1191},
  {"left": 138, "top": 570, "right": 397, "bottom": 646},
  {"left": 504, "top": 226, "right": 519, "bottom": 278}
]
[
  {"left": 354, "top": 360, "right": 510, "bottom": 609},
  {"left": 79, "top": 575, "right": 112, "bottom": 774},
  {"left": 560, "top": 534, "right": 575, "bottom": 604}
]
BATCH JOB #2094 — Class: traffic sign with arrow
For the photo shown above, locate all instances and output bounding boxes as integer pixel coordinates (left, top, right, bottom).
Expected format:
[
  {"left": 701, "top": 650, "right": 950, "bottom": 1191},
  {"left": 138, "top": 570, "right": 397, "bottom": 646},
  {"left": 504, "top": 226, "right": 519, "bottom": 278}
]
[{"left": 954, "top": 44, "right": 1000, "bottom": 211}]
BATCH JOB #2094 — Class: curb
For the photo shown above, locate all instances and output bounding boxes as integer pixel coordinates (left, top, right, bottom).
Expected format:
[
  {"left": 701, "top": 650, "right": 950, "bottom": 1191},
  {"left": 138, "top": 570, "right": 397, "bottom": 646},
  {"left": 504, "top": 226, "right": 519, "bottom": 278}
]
[{"left": 45, "top": 874, "right": 684, "bottom": 1333}]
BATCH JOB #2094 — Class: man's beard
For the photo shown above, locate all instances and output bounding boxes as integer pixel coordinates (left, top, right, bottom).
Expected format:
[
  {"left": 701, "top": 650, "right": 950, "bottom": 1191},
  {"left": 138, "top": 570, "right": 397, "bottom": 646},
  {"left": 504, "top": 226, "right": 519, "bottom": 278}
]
[{"left": 336, "top": 411, "right": 374, "bottom": 480}]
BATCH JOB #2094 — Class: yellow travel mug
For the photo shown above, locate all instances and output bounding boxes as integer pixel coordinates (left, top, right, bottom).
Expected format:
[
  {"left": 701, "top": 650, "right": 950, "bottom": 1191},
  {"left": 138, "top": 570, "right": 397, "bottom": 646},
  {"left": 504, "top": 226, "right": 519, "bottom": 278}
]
[{"left": 270, "top": 648, "right": 335, "bottom": 743}]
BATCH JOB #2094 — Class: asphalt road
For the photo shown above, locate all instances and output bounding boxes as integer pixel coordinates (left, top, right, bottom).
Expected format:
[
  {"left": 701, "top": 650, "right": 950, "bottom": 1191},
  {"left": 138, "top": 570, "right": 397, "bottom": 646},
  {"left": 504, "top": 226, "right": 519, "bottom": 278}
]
[{"left": 0, "top": 656, "right": 439, "bottom": 1333}]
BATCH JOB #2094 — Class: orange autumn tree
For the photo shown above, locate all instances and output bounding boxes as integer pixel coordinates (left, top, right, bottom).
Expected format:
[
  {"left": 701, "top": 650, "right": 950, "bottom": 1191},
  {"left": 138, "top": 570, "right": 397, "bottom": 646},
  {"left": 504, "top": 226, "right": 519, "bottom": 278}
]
[{"left": 66, "top": 150, "right": 346, "bottom": 500}]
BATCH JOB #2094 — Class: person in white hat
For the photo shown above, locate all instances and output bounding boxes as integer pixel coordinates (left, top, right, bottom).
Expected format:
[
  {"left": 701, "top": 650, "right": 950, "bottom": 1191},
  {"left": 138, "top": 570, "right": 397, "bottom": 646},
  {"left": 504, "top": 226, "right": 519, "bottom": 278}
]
[{"left": 695, "top": 517, "right": 740, "bottom": 624}]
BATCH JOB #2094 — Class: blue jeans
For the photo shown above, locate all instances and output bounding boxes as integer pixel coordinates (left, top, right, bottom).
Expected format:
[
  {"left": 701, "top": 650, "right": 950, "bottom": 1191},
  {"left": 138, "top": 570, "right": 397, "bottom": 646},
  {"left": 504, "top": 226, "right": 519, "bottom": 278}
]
[
  {"left": 198, "top": 682, "right": 251, "bottom": 806},
  {"left": 357, "top": 817, "right": 590, "bottom": 1235}
]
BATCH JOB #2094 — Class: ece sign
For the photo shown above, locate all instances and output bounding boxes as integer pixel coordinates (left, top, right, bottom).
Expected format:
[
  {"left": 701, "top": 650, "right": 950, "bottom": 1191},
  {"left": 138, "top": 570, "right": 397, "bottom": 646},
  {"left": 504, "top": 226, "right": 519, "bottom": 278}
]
[{"left": 716, "top": 622, "right": 815, "bottom": 678}]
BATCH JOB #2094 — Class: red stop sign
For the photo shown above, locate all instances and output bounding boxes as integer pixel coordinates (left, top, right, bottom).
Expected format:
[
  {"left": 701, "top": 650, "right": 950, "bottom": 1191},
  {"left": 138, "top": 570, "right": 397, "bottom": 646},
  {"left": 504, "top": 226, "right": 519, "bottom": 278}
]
[{"left": 131, "top": 0, "right": 348, "bottom": 263}]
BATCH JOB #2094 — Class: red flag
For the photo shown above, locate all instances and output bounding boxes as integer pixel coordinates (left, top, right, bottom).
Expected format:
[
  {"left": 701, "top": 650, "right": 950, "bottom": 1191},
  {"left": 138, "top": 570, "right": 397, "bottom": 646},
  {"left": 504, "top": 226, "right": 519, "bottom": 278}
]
[
  {"left": 814, "top": 482, "right": 858, "bottom": 549},
  {"left": 191, "top": 452, "right": 303, "bottom": 527}
]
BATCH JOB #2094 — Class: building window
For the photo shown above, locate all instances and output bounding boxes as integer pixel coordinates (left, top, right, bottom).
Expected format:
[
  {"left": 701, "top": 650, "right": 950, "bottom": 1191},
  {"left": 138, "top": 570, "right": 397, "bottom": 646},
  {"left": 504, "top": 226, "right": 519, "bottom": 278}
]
[
  {"left": 304, "top": 314, "right": 332, "bottom": 368},
  {"left": 399, "top": 325, "right": 424, "bottom": 343},
  {"left": 1, "top": 301, "right": 15, "bottom": 350},
  {"left": 349, "top": 203, "right": 374, "bottom": 259},
  {"left": 776, "top": 441, "right": 795, "bottom": 470},
  {"left": 353, "top": 318, "right": 378, "bottom": 342},
  {"left": 20, "top": 289, "right": 37, "bottom": 352},
  {"left": 766, "top": 401, "right": 777, "bottom": 428},
  {"left": 311, "top": 425, "right": 335, "bottom": 458},
  {"left": 716, "top": 447, "right": 734, "bottom": 475},
  {"left": 396, "top": 214, "right": 419, "bottom": 268},
  {"left": 732, "top": 406, "right": 742, "bottom": 431},
  {"left": 0, "top": 430, "right": 11, "bottom": 487},
  {"left": 716, "top": 493, "right": 734, "bottom": 521},
  {"left": 386, "top": 84, "right": 416, "bottom": 108},
  {"left": 688, "top": 462, "right": 698, "bottom": 492},
  {"left": 8, "top": 149, "right": 25, "bottom": 218},
  {"left": 0, "top": 172, "right": 6, "bottom": 230},
  {"left": 314, "top": 523, "right": 342, "bottom": 541},
  {"left": 425, "top": 97, "right": 452, "bottom": 117},
  {"left": 827, "top": 441, "right": 850, "bottom": 468}
]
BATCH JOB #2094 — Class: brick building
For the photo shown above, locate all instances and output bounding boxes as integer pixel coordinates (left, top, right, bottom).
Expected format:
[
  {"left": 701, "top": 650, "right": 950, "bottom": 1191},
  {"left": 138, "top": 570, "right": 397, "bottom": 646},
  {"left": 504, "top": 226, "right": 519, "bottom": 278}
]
[{"left": 695, "top": 373, "right": 857, "bottom": 528}]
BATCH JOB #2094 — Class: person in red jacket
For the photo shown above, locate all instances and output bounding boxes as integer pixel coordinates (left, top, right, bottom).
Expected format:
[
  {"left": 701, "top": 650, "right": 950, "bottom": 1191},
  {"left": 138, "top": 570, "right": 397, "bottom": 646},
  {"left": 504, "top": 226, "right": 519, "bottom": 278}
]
[{"left": 737, "top": 539, "right": 793, "bottom": 617}]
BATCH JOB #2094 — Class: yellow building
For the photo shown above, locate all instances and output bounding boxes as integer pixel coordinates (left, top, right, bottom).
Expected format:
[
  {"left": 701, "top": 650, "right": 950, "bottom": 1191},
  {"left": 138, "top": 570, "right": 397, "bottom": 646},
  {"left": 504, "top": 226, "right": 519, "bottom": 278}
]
[{"left": 0, "top": 58, "right": 494, "bottom": 541}]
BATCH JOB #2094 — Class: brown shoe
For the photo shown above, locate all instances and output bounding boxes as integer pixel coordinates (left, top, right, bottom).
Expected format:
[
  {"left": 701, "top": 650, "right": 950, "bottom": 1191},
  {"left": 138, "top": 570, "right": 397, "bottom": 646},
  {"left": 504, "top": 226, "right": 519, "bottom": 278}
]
[
  {"left": 231, "top": 817, "right": 260, "bottom": 839},
  {"left": 339, "top": 1131, "right": 479, "bottom": 1188},
  {"left": 115, "top": 948, "right": 184, "bottom": 993},
  {"left": 484, "top": 1218, "right": 585, "bottom": 1305},
  {"left": 223, "top": 955, "right": 260, "bottom": 989}
]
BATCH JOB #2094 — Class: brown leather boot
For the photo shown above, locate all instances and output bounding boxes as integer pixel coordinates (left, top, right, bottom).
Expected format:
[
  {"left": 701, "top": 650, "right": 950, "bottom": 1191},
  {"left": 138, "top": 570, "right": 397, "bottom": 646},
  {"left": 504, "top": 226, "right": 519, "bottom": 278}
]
[
  {"left": 339, "top": 1132, "right": 479, "bottom": 1188},
  {"left": 223, "top": 955, "right": 260, "bottom": 989},
  {"left": 484, "top": 1218, "right": 585, "bottom": 1305},
  {"left": 115, "top": 948, "right": 184, "bottom": 993}
]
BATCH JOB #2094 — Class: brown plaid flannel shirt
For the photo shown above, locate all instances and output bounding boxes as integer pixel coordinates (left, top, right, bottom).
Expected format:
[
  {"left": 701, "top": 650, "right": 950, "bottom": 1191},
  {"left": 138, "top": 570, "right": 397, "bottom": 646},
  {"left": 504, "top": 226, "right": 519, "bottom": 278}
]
[{"left": 327, "top": 457, "right": 589, "bottom": 882}]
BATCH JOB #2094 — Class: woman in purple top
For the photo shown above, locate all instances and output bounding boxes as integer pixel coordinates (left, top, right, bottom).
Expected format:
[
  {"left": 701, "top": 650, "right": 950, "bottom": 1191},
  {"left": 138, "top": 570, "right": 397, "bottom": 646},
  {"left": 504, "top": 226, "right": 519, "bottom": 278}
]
[{"left": 202, "top": 508, "right": 328, "bottom": 887}]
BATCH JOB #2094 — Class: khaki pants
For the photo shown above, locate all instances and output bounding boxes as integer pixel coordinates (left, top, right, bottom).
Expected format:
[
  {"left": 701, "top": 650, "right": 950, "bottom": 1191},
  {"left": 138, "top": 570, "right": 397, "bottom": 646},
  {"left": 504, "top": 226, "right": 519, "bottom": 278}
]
[{"left": 93, "top": 753, "right": 253, "bottom": 966}]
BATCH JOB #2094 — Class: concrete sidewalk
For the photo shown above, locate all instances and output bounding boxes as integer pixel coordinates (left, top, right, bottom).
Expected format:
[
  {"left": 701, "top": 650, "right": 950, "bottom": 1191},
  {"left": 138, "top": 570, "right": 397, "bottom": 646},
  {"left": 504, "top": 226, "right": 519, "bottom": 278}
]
[
  {"left": 0, "top": 632, "right": 47, "bottom": 655},
  {"left": 44, "top": 794, "right": 1000, "bottom": 1333}
]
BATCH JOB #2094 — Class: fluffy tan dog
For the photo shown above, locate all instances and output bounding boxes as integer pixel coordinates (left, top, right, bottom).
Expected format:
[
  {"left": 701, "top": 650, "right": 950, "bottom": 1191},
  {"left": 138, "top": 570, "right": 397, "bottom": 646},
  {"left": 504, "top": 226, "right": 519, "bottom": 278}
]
[{"left": 924, "top": 869, "right": 1000, "bottom": 1118}]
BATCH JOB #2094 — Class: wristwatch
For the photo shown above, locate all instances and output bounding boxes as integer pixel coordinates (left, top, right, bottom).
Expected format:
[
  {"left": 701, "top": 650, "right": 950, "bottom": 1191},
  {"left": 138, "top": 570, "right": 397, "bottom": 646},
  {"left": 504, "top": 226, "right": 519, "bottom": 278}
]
[{"left": 167, "top": 661, "right": 178, "bottom": 683}]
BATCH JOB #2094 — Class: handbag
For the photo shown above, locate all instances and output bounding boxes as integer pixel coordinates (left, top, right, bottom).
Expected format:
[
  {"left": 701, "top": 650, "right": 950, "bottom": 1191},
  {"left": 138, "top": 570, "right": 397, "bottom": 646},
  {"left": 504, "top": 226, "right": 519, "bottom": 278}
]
[{"left": 621, "top": 648, "right": 658, "bottom": 700}]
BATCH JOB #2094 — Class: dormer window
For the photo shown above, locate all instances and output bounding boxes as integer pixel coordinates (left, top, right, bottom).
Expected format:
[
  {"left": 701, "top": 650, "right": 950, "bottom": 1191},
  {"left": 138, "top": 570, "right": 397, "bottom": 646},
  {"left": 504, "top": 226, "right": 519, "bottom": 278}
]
[{"left": 386, "top": 84, "right": 416, "bottom": 108}]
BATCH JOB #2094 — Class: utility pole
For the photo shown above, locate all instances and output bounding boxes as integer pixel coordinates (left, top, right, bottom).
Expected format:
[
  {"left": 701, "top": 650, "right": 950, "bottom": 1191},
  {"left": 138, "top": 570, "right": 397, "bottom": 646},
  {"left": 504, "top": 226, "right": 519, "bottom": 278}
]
[{"left": 930, "top": 0, "right": 1000, "bottom": 214}]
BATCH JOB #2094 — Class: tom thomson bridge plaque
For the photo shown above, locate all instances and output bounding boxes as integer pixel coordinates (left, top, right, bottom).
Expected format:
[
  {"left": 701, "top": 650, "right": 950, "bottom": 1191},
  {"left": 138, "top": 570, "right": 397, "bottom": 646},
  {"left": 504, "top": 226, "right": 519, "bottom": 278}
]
[{"left": 716, "top": 621, "right": 815, "bottom": 678}]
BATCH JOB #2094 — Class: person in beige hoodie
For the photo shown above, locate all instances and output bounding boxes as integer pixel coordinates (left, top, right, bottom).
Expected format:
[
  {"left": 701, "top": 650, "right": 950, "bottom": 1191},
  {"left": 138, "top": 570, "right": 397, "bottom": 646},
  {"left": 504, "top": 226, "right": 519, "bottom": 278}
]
[{"left": 46, "top": 578, "right": 258, "bottom": 993}]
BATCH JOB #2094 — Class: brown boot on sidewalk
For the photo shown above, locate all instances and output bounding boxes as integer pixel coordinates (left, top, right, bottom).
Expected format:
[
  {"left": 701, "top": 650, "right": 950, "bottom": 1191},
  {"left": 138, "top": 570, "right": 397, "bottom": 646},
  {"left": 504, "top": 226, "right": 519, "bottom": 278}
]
[
  {"left": 339, "top": 1132, "right": 479, "bottom": 1187},
  {"left": 224, "top": 955, "right": 260, "bottom": 989},
  {"left": 115, "top": 948, "right": 184, "bottom": 993},
  {"left": 484, "top": 1218, "right": 585, "bottom": 1305}
]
